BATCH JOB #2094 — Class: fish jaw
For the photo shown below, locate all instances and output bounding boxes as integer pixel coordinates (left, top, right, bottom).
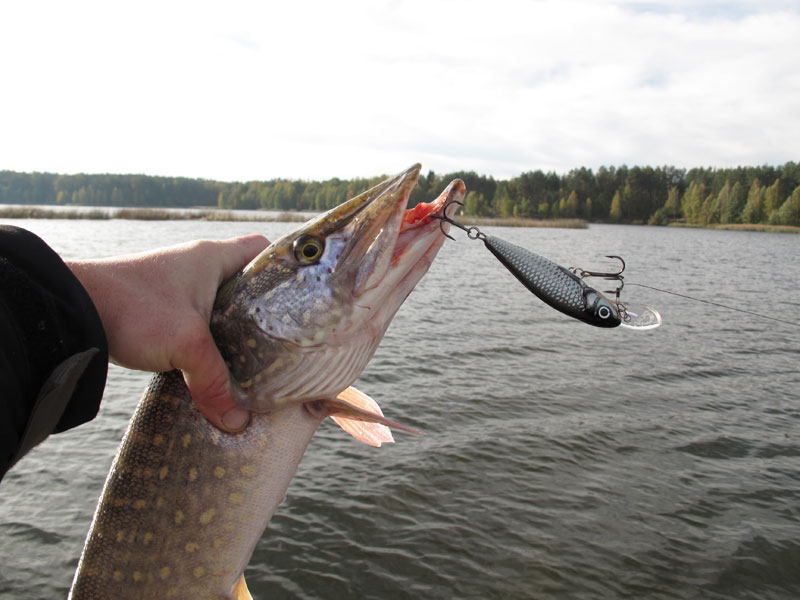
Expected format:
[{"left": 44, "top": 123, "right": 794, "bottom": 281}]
[
  {"left": 342, "top": 176, "right": 466, "bottom": 344},
  {"left": 211, "top": 167, "right": 465, "bottom": 412}
]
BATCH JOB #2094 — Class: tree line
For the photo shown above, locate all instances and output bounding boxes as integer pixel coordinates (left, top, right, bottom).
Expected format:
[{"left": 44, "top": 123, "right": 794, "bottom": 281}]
[
  {"left": 2, "top": 161, "right": 799, "bottom": 226},
  {"left": 0, "top": 171, "right": 221, "bottom": 208}
]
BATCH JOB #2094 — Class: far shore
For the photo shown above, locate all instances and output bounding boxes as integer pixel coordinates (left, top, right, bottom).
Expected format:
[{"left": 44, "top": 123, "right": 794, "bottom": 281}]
[
  {"left": 3, "top": 205, "right": 797, "bottom": 232},
  {"left": 0, "top": 205, "right": 588, "bottom": 229},
  {"left": 0, "top": 205, "right": 311, "bottom": 223},
  {"left": 667, "top": 221, "right": 800, "bottom": 234}
]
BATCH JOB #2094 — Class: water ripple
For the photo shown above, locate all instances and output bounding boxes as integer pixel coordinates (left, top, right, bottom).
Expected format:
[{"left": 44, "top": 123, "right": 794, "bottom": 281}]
[{"left": 3, "top": 222, "right": 800, "bottom": 598}]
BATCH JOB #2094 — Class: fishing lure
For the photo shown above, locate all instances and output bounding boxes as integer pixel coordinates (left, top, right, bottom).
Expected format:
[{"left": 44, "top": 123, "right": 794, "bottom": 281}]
[{"left": 434, "top": 203, "right": 661, "bottom": 330}]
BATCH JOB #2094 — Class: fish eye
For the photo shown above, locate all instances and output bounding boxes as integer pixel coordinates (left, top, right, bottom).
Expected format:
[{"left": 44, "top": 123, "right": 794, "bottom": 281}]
[
  {"left": 597, "top": 304, "right": 612, "bottom": 319},
  {"left": 293, "top": 235, "right": 325, "bottom": 264}
]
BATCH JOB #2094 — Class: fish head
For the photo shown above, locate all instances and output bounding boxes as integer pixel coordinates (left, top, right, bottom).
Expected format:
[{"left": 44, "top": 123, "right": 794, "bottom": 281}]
[{"left": 211, "top": 164, "right": 465, "bottom": 411}]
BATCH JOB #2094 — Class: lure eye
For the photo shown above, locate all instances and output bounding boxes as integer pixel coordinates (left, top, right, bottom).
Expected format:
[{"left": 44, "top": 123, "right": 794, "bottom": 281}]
[
  {"left": 597, "top": 304, "right": 612, "bottom": 319},
  {"left": 293, "top": 235, "right": 325, "bottom": 264}
]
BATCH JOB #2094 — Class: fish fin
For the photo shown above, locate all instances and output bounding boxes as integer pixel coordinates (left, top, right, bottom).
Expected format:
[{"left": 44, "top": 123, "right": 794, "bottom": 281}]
[
  {"left": 330, "top": 387, "right": 395, "bottom": 447},
  {"left": 320, "top": 386, "right": 421, "bottom": 445},
  {"left": 229, "top": 573, "right": 252, "bottom": 600}
]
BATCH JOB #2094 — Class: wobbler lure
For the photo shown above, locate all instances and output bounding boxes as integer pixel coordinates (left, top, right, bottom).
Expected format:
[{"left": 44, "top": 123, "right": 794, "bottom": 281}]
[{"left": 433, "top": 203, "right": 662, "bottom": 330}]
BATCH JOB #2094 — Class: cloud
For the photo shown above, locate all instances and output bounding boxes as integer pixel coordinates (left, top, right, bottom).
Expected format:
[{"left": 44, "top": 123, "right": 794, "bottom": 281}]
[
  {"left": 623, "top": 0, "right": 800, "bottom": 20},
  {"left": 0, "top": 0, "right": 797, "bottom": 180}
]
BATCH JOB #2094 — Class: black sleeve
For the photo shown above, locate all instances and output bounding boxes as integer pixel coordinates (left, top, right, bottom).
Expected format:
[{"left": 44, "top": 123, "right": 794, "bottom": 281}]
[{"left": 0, "top": 225, "right": 108, "bottom": 481}]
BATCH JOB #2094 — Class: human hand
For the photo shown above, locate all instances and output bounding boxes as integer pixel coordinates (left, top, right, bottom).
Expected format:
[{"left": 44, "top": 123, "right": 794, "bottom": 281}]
[{"left": 68, "top": 235, "right": 270, "bottom": 432}]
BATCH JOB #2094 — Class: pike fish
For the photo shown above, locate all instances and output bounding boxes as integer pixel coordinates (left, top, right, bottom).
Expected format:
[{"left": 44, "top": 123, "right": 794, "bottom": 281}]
[{"left": 69, "top": 164, "right": 465, "bottom": 599}]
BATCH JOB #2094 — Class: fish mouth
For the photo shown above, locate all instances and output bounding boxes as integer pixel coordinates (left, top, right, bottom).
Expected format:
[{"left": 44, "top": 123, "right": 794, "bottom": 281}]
[
  {"left": 337, "top": 165, "right": 465, "bottom": 297},
  {"left": 401, "top": 175, "right": 466, "bottom": 233},
  {"left": 396, "top": 177, "right": 466, "bottom": 256}
]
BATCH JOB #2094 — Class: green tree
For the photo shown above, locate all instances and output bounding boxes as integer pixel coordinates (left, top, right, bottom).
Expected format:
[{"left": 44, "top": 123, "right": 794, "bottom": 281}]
[
  {"left": 663, "top": 186, "right": 682, "bottom": 219},
  {"left": 621, "top": 166, "right": 667, "bottom": 222},
  {"left": 648, "top": 207, "right": 668, "bottom": 226},
  {"left": 493, "top": 180, "right": 518, "bottom": 217},
  {"left": 621, "top": 182, "right": 633, "bottom": 221},
  {"left": 537, "top": 202, "right": 549, "bottom": 219},
  {"left": 763, "top": 179, "right": 782, "bottom": 222},
  {"left": 715, "top": 181, "right": 731, "bottom": 224},
  {"left": 681, "top": 181, "right": 704, "bottom": 224},
  {"left": 775, "top": 185, "right": 800, "bottom": 226},
  {"left": 712, "top": 181, "right": 734, "bottom": 224},
  {"left": 699, "top": 192, "right": 718, "bottom": 225},
  {"left": 463, "top": 190, "right": 483, "bottom": 215},
  {"left": 722, "top": 181, "right": 745, "bottom": 224},
  {"left": 594, "top": 165, "right": 624, "bottom": 218},
  {"left": 609, "top": 190, "right": 623, "bottom": 222},
  {"left": 739, "top": 180, "right": 763, "bottom": 224},
  {"left": 563, "top": 190, "right": 579, "bottom": 218}
]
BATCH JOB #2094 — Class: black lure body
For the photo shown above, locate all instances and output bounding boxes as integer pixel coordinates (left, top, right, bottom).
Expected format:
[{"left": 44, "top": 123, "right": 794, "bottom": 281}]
[{"left": 482, "top": 235, "right": 621, "bottom": 328}]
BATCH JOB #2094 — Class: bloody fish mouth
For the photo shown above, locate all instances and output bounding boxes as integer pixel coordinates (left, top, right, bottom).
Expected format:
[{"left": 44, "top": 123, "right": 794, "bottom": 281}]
[{"left": 400, "top": 178, "right": 466, "bottom": 233}]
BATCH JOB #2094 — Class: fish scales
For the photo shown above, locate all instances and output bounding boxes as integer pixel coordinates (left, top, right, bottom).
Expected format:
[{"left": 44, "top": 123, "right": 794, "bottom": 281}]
[
  {"left": 70, "top": 369, "right": 321, "bottom": 599},
  {"left": 483, "top": 235, "right": 585, "bottom": 311}
]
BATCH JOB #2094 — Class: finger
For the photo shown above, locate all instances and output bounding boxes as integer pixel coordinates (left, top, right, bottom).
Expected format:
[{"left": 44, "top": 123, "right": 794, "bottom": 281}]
[
  {"left": 214, "top": 234, "right": 270, "bottom": 281},
  {"left": 179, "top": 327, "right": 250, "bottom": 433}
]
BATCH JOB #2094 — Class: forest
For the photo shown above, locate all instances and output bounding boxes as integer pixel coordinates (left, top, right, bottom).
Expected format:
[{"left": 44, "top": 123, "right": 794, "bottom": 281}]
[{"left": 1, "top": 161, "right": 799, "bottom": 226}]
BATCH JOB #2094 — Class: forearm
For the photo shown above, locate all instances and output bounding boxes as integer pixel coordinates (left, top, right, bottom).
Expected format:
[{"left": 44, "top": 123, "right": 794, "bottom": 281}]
[{"left": 0, "top": 226, "right": 108, "bottom": 480}]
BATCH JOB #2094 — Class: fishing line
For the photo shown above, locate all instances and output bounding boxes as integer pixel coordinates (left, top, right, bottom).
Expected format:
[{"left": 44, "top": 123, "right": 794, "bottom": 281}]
[
  {"left": 432, "top": 202, "right": 800, "bottom": 330},
  {"left": 626, "top": 283, "right": 800, "bottom": 328}
]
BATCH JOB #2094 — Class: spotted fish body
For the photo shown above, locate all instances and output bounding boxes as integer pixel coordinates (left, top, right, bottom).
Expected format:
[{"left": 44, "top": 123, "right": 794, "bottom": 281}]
[
  {"left": 68, "top": 371, "right": 322, "bottom": 599},
  {"left": 69, "top": 165, "right": 465, "bottom": 599}
]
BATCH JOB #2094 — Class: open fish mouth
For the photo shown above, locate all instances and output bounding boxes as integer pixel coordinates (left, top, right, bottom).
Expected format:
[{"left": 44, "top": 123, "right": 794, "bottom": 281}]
[
  {"left": 387, "top": 175, "right": 466, "bottom": 273},
  {"left": 400, "top": 176, "right": 466, "bottom": 233},
  {"left": 327, "top": 163, "right": 465, "bottom": 299}
]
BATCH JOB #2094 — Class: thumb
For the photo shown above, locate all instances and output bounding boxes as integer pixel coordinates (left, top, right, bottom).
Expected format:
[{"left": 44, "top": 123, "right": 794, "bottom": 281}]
[
  {"left": 214, "top": 234, "right": 270, "bottom": 282},
  {"left": 180, "top": 328, "right": 250, "bottom": 433}
]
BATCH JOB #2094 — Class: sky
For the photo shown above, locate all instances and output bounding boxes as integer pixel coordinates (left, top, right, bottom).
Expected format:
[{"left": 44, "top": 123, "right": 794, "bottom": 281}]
[{"left": 1, "top": 0, "right": 798, "bottom": 182}]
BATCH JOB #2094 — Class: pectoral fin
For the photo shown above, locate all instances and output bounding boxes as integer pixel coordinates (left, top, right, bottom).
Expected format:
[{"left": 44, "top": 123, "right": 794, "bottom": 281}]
[
  {"left": 229, "top": 573, "right": 252, "bottom": 600},
  {"left": 314, "top": 386, "right": 421, "bottom": 446},
  {"left": 330, "top": 387, "right": 395, "bottom": 447}
]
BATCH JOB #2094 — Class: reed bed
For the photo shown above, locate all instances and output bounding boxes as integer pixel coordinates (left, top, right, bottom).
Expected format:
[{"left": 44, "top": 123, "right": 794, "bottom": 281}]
[
  {"left": 457, "top": 216, "right": 588, "bottom": 229},
  {"left": 668, "top": 221, "right": 800, "bottom": 234},
  {"left": 708, "top": 223, "right": 800, "bottom": 234},
  {"left": 0, "top": 206, "right": 110, "bottom": 220},
  {"left": 0, "top": 206, "right": 312, "bottom": 223}
]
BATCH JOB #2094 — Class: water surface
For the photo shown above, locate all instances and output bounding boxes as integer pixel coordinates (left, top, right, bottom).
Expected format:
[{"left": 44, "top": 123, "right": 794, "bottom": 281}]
[{"left": 1, "top": 218, "right": 798, "bottom": 599}]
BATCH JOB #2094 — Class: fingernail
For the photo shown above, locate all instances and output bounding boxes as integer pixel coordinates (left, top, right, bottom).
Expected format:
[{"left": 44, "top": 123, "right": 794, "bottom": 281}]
[{"left": 221, "top": 407, "right": 250, "bottom": 431}]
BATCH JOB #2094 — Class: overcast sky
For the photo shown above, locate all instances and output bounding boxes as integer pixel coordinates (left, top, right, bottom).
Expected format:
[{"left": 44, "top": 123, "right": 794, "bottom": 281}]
[{"left": 1, "top": 0, "right": 798, "bottom": 181}]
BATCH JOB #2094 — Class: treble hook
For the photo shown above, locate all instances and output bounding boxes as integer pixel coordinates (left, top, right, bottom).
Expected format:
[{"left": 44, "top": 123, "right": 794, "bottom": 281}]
[
  {"left": 570, "top": 256, "right": 626, "bottom": 299},
  {"left": 571, "top": 255, "right": 626, "bottom": 279},
  {"left": 432, "top": 200, "right": 486, "bottom": 241}
]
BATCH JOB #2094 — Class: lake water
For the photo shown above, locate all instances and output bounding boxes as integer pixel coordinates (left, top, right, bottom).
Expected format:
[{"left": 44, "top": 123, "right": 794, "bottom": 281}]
[{"left": 0, "top": 217, "right": 798, "bottom": 599}]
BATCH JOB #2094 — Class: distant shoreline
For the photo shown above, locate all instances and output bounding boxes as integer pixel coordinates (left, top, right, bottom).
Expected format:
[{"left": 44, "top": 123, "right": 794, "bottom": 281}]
[
  {"left": 0, "top": 205, "right": 311, "bottom": 223},
  {"left": 667, "top": 222, "right": 800, "bottom": 234},
  {"left": 455, "top": 216, "right": 587, "bottom": 229},
  {"left": 2, "top": 205, "right": 798, "bottom": 232},
  {"left": 0, "top": 205, "right": 588, "bottom": 229}
]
